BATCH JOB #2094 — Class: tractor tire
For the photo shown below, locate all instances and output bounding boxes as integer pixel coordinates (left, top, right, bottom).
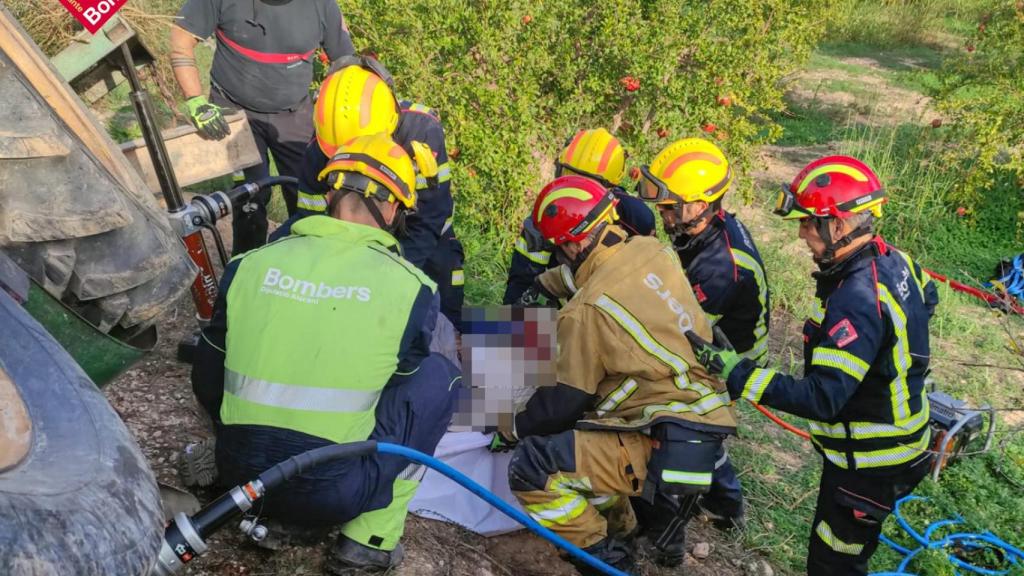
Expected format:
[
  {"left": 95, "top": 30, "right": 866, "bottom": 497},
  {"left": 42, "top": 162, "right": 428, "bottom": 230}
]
[
  {"left": 0, "top": 9, "right": 196, "bottom": 340},
  {"left": 0, "top": 289, "right": 163, "bottom": 576}
]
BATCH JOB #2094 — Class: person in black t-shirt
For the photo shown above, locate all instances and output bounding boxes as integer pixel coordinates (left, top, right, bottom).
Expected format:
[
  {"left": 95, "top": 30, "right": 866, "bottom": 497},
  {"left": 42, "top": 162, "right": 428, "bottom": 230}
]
[{"left": 169, "top": 0, "right": 354, "bottom": 255}]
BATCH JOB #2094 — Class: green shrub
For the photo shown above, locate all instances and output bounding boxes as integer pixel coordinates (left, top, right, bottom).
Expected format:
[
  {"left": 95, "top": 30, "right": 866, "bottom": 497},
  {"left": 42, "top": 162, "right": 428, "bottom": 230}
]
[
  {"left": 343, "top": 0, "right": 824, "bottom": 303},
  {"left": 935, "top": 2, "right": 1024, "bottom": 221}
]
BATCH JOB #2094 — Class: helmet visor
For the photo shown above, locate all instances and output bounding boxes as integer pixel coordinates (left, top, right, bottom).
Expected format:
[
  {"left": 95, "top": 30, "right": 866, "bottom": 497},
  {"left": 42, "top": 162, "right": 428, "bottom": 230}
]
[
  {"left": 555, "top": 162, "right": 613, "bottom": 189},
  {"left": 773, "top": 185, "right": 814, "bottom": 219},
  {"left": 636, "top": 166, "right": 673, "bottom": 202}
]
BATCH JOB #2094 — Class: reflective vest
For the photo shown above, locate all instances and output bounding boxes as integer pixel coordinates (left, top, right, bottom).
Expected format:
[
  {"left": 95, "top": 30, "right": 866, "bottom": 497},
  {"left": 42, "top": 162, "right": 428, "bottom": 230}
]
[{"left": 220, "top": 215, "right": 435, "bottom": 443}]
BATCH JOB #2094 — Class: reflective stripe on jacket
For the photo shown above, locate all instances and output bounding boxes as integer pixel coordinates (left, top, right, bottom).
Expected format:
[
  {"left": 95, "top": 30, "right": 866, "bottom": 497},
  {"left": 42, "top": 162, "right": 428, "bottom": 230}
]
[
  {"left": 515, "top": 226, "right": 737, "bottom": 437},
  {"left": 726, "top": 237, "right": 936, "bottom": 471},
  {"left": 221, "top": 215, "right": 436, "bottom": 443}
]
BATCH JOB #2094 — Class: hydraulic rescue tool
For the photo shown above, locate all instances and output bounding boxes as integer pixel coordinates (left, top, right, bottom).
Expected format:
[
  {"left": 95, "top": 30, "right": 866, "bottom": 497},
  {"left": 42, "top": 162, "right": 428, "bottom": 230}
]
[
  {"left": 165, "top": 175, "right": 298, "bottom": 361},
  {"left": 118, "top": 40, "right": 297, "bottom": 360}
]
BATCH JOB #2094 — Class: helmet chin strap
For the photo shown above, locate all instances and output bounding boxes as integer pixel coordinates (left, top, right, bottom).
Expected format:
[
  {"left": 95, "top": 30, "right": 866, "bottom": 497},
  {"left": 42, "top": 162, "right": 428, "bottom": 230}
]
[
  {"left": 556, "top": 221, "right": 611, "bottom": 273},
  {"left": 814, "top": 217, "right": 872, "bottom": 268},
  {"left": 326, "top": 190, "right": 405, "bottom": 235},
  {"left": 665, "top": 203, "right": 715, "bottom": 239}
]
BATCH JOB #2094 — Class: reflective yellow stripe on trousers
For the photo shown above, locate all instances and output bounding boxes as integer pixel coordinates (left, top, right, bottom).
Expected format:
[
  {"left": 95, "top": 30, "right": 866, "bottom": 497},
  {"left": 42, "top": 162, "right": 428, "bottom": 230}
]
[{"left": 815, "top": 520, "right": 864, "bottom": 555}]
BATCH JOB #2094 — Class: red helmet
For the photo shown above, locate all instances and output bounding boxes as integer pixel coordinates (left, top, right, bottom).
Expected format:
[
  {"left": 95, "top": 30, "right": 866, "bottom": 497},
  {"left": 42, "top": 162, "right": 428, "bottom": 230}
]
[
  {"left": 774, "top": 155, "right": 887, "bottom": 220},
  {"left": 532, "top": 175, "right": 618, "bottom": 245}
]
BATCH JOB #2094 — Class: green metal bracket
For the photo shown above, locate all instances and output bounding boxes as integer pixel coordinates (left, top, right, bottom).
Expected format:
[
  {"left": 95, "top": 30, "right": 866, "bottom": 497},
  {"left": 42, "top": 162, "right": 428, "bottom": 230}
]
[{"left": 50, "top": 14, "right": 155, "bottom": 102}]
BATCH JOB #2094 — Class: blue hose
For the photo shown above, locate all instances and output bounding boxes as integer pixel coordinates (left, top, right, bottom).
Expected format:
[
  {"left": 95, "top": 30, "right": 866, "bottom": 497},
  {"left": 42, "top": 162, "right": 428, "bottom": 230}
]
[
  {"left": 376, "top": 442, "right": 631, "bottom": 576},
  {"left": 873, "top": 496, "right": 1024, "bottom": 575}
]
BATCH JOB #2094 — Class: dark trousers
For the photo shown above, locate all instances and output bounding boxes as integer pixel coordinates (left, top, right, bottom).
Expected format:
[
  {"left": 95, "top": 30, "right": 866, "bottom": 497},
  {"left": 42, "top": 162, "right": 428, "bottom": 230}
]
[
  {"left": 423, "top": 230, "right": 465, "bottom": 331},
  {"left": 700, "top": 445, "right": 745, "bottom": 518},
  {"left": 215, "top": 353, "right": 461, "bottom": 527},
  {"left": 210, "top": 89, "right": 312, "bottom": 256},
  {"left": 807, "top": 455, "right": 932, "bottom": 576}
]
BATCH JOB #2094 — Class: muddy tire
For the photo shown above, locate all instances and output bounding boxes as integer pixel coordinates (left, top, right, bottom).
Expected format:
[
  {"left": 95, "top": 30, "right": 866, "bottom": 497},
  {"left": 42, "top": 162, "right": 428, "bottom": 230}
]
[
  {"left": 0, "top": 11, "right": 196, "bottom": 338},
  {"left": 0, "top": 289, "right": 163, "bottom": 575}
]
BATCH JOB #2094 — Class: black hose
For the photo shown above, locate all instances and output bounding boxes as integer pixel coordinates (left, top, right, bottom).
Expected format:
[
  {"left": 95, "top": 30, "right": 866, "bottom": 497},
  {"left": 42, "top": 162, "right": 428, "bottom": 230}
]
[
  {"left": 252, "top": 176, "right": 299, "bottom": 190},
  {"left": 256, "top": 440, "right": 377, "bottom": 492},
  {"left": 198, "top": 223, "right": 229, "bottom": 268}
]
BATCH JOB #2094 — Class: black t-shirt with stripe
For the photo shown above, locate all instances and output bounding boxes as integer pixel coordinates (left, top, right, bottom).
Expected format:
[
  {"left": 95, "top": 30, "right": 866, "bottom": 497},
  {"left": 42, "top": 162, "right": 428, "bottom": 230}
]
[{"left": 177, "top": 0, "right": 354, "bottom": 113}]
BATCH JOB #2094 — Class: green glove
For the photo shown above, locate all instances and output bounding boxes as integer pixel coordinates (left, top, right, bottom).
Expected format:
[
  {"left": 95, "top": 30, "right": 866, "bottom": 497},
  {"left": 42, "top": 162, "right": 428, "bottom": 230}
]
[
  {"left": 185, "top": 95, "right": 230, "bottom": 140},
  {"left": 488, "top": 431, "right": 518, "bottom": 453},
  {"left": 685, "top": 326, "right": 742, "bottom": 380}
]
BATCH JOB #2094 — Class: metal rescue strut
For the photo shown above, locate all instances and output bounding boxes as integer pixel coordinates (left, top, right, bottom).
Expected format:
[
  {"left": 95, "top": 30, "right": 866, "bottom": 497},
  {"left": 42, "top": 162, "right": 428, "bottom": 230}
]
[
  {"left": 118, "top": 42, "right": 298, "bottom": 360},
  {"left": 153, "top": 442, "right": 631, "bottom": 576}
]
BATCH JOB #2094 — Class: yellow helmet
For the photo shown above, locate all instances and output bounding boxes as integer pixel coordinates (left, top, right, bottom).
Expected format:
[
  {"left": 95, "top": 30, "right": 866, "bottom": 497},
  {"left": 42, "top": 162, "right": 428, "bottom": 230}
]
[
  {"left": 317, "top": 133, "right": 418, "bottom": 209},
  {"left": 556, "top": 128, "right": 627, "bottom": 187},
  {"left": 639, "top": 138, "right": 733, "bottom": 205},
  {"left": 314, "top": 59, "right": 400, "bottom": 157}
]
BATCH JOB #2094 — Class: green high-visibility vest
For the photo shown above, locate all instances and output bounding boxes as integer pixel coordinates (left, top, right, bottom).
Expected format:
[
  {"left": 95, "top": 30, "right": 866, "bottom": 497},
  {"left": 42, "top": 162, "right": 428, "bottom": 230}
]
[{"left": 220, "top": 215, "right": 436, "bottom": 443}]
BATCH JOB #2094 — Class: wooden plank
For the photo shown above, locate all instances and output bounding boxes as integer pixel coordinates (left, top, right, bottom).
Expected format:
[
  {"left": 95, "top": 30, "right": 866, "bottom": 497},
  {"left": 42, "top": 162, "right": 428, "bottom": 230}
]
[{"left": 119, "top": 113, "right": 262, "bottom": 192}]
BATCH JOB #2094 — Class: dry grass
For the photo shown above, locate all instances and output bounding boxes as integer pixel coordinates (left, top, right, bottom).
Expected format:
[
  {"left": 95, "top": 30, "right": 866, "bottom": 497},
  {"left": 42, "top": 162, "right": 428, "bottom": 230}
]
[{"left": 6, "top": 0, "right": 186, "bottom": 123}]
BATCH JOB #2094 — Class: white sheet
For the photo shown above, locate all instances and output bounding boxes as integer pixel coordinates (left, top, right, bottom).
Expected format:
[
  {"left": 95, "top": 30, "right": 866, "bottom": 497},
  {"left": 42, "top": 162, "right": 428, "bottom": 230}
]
[{"left": 408, "top": 431, "right": 526, "bottom": 536}]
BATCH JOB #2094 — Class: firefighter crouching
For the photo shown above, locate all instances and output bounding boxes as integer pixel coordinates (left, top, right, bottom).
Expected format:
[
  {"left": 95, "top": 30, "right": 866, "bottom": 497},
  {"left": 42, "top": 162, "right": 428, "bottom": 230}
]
[
  {"left": 686, "top": 155, "right": 938, "bottom": 576},
  {"left": 492, "top": 175, "right": 737, "bottom": 575}
]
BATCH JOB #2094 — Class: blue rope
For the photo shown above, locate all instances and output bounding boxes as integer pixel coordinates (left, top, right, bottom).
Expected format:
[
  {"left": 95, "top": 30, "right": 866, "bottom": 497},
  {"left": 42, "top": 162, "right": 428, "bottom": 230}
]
[
  {"left": 376, "top": 442, "right": 631, "bottom": 576},
  {"left": 872, "top": 495, "right": 1024, "bottom": 575}
]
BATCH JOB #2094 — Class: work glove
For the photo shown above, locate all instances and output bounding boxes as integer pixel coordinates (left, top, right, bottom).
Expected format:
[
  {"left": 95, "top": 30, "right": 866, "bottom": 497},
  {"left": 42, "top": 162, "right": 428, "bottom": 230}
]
[
  {"left": 185, "top": 96, "right": 230, "bottom": 141},
  {"left": 513, "top": 279, "right": 555, "bottom": 307},
  {"left": 685, "top": 326, "right": 742, "bottom": 381},
  {"left": 488, "top": 431, "right": 518, "bottom": 453}
]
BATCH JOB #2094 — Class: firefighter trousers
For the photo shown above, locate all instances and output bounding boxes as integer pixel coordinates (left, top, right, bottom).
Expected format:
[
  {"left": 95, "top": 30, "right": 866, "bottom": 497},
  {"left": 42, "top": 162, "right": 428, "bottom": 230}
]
[
  {"left": 807, "top": 454, "right": 932, "bottom": 576},
  {"left": 508, "top": 428, "right": 722, "bottom": 549}
]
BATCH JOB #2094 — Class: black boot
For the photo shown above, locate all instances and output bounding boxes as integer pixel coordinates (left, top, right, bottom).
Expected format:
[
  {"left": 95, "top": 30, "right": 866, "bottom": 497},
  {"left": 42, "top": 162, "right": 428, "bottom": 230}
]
[
  {"left": 325, "top": 533, "right": 404, "bottom": 575},
  {"left": 633, "top": 494, "right": 694, "bottom": 567},
  {"left": 570, "top": 536, "right": 636, "bottom": 576}
]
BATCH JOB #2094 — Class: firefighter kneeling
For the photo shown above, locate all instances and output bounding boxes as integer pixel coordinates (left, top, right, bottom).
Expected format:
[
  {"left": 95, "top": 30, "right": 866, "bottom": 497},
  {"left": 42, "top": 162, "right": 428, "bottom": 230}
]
[
  {"left": 493, "top": 175, "right": 738, "bottom": 575},
  {"left": 687, "top": 156, "right": 938, "bottom": 576}
]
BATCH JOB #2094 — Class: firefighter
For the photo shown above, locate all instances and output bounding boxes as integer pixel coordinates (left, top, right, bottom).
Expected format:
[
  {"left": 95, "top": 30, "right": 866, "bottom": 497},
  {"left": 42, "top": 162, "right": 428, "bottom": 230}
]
[
  {"left": 169, "top": 0, "right": 354, "bottom": 255},
  {"left": 494, "top": 175, "right": 738, "bottom": 574},
  {"left": 191, "top": 133, "right": 460, "bottom": 574},
  {"left": 685, "top": 156, "right": 938, "bottom": 576},
  {"left": 637, "top": 138, "right": 772, "bottom": 530},
  {"left": 503, "top": 128, "right": 655, "bottom": 306},
  {"left": 268, "top": 58, "right": 463, "bottom": 330}
]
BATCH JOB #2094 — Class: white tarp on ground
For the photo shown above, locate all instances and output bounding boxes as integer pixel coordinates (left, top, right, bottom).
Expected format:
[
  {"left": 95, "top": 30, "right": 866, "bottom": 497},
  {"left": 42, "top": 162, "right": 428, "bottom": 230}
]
[{"left": 408, "top": 431, "right": 525, "bottom": 536}]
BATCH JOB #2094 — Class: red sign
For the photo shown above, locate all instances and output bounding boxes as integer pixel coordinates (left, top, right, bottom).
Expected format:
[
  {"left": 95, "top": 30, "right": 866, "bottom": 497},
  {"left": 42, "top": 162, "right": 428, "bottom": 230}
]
[{"left": 57, "top": 0, "right": 129, "bottom": 34}]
